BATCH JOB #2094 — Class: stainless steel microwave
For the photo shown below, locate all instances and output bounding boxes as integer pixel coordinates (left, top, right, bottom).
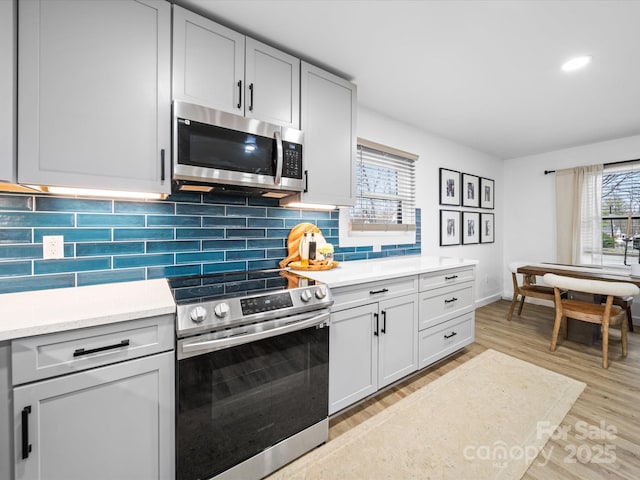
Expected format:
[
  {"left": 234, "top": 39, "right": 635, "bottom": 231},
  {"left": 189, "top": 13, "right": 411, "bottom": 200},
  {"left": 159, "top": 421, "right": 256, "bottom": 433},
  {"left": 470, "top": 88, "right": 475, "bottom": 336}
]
[{"left": 172, "top": 101, "right": 304, "bottom": 197}]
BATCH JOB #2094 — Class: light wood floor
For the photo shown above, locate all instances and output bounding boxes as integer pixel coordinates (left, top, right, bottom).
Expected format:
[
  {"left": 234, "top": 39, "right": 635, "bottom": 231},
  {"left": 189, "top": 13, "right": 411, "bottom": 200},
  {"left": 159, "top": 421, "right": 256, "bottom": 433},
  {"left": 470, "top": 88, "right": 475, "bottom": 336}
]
[{"left": 329, "top": 300, "right": 640, "bottom": 479}]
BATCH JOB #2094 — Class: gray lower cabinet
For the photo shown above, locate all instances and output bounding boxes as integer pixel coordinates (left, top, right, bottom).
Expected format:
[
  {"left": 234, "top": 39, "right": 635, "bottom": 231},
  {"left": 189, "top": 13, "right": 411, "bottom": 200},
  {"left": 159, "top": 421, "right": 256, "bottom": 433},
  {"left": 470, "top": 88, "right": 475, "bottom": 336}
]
[
  {"left": 329, "top": 292, "right": 418, "bottom": 415},
  {"left": 11, "top": 315, "right": 175, "bottom": 480},
  {"left": 418, "top": 267, "right": 476, "bottom": 369},
  {"left": 329, "top": 268, "right": 476, "bottom": 415},
  {"left": 13, "top": 352, "right": 174, "bottom": 480},
  {"left": 17, "top": 0, "right": 171, "bottom": 194},
  {"left": 0, "top": 341, "right": 12, "bottom": 480}
]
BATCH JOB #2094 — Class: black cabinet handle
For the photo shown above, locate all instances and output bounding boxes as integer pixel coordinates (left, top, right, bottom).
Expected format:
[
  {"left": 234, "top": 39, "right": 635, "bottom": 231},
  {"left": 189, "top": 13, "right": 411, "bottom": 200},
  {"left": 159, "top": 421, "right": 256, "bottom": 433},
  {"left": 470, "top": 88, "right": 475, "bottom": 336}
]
[
  {"left": 445, "top": 275, "right": 458, "bottom": 280},
  {"left": 73, "top": 339, "right": 130, "bottom": 358},
  {"left": 304, "top": 170, "right": 309, "bottom": 193},
  {"left": 381, "top": 310, "right": 386, "bottom": 334},
  {"left": 444, "top": 297, "right": 458, "bottom": 304},
  {"left": 237, "top": 80, "right": 242, "bottom": 108},
  {"left": 249, "top": 83, "right": 254, "bottom": 111},
  {"left": 373, "top": 313, "right": 379, "bottom": 336},
  {"left": 160, "top": 149, "right": 165, "bottom": 181},
  {"left": 22, "top": 406, "right": 32, "bottom": 459},
  {"left": 444, "top": 331, "right": 457, "bottom": 339},
  {"left": 370, "top": 288, "right": 389, "bottom": 295}
]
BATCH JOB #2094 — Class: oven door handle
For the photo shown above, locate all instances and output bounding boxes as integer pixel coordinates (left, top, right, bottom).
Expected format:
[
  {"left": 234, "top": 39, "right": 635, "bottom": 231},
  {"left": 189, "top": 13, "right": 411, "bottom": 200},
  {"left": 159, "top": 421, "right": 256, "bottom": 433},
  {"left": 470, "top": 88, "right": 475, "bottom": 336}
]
[{"left": 180, "top": 311, "right": 330, "bottom": 356}]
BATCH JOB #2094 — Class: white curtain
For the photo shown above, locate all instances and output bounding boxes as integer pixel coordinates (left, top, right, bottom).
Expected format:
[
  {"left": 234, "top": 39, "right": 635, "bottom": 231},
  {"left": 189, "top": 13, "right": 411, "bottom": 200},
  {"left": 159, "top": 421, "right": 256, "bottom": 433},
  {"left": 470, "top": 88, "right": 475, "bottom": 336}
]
[{"left": 555, "top": 165, "right": 603, "bottom": 265}]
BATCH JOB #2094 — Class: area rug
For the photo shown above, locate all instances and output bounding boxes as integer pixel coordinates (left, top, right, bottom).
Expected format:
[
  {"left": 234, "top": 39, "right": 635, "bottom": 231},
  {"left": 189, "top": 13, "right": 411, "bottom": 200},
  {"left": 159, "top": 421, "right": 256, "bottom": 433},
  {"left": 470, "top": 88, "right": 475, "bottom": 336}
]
[{"left": 269, "top": 349, "right": 586, "bottom": 480}]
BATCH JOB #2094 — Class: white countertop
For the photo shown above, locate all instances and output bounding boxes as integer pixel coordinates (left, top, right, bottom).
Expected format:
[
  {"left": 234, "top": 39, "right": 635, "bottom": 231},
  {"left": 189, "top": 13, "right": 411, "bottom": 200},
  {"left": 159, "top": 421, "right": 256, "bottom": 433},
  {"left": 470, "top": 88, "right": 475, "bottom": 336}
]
[
  {"left": 0, "top": 255, "right": 476, "bottom": 342},
  {"left": 0, "top": 279, "right": 175, "bottom": 342},
  {"left": 296, "top": 255, "right": 478, "bottom": 288}
]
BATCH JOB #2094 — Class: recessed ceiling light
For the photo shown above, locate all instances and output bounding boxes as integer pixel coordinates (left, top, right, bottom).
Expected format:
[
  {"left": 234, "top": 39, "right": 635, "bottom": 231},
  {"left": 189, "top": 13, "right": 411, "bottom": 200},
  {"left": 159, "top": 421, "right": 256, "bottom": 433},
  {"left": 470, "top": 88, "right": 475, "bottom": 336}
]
[{"left": 561, "top": 55, "right": 592, "bottom": 72}]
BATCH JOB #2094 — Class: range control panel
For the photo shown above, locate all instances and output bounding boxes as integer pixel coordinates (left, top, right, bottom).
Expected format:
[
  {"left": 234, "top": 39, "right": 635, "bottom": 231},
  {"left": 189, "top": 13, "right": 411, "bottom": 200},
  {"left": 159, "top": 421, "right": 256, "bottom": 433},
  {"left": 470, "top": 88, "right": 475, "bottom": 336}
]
[{"left": 240, "top": 292, "right": 294, "bottom": 315}]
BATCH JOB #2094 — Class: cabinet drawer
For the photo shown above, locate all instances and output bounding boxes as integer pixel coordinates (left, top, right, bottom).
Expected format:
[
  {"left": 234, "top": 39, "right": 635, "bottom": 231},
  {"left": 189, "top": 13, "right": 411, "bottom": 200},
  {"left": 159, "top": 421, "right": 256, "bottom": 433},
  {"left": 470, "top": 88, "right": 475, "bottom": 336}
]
[
  {"left": 418, "top": 282, "right": 473, "bottom": 330},
  {"left": 418, "top": 313, "right": 474, "bottom": 369},
  {"left": 12, "top": 314, "right": 174, "bottom": 386},
  {"left": 419, "top": 267, "right": 474, "bottom": 291},
  {"left": 331, "top": 276, "right": 418, "bottom": 312}
]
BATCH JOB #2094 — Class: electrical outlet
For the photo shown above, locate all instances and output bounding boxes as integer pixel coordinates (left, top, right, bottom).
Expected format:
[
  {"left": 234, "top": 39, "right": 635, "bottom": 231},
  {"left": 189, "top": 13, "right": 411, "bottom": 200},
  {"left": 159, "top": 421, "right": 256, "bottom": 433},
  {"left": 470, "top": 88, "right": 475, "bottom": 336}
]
[{"left": 43, "top": 235, "right": 64, "bottom": 260}]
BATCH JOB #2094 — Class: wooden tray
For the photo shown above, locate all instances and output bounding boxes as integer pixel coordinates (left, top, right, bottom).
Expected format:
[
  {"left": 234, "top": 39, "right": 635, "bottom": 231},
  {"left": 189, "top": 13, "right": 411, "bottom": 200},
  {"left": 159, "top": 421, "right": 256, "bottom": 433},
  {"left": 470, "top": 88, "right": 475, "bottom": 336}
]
[{"left": 288, "top": 261, "right": 339, "bottom": 271}]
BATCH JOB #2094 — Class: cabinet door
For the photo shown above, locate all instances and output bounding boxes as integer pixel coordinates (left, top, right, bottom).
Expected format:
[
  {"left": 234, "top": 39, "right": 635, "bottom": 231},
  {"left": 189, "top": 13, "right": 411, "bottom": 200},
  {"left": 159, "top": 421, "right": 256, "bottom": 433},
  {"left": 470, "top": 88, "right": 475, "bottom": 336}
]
[
  {"left": 245, "top": 38, "right": 300, "bottom": 128},
  {"left": 13, "top": 351, "right": 174, "bottom": 480},
  {"left": 329, "top": 303, "right": 378, "bottom": 414},
  {"left": 378, "top": 294, "right": 419, "bottom": 388},
  {"left": 18, "top": 0, "right": 171, "bottom": 194},
  {"left": 300, "top": 62, "right": 356, "bottom": 206},
  {"left": 0, "top": 0, "right": 16, "bottom": 183},
  {"left": 172, "top": 5, "right": 244, "bottom": 115}
]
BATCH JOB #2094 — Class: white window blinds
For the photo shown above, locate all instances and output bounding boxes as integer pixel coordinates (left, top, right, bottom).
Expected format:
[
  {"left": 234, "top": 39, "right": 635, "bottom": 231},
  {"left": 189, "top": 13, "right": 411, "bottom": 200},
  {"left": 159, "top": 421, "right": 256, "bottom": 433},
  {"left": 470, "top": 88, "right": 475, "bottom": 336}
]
[{"left": 350, "top": 139, "right": 417, "bottom": 231}]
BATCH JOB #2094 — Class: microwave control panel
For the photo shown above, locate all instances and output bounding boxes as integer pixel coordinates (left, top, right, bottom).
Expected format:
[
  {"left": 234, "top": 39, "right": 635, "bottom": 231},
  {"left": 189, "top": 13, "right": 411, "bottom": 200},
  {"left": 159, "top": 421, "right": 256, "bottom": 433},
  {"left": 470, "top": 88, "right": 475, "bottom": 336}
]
[{"left": 282, "top": 143, "right": 303, "bottom": 179}]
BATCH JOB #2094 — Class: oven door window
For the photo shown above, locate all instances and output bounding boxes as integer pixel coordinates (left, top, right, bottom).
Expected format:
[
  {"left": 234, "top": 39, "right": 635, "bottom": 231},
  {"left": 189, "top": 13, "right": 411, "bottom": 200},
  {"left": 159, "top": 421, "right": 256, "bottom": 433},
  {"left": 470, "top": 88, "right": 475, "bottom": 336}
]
[
  {"left": 177, "top": 119, "right": 276, "bottom": 175},
  {"left": 177, "top": 325, "right": 329, "bottom": 480}
]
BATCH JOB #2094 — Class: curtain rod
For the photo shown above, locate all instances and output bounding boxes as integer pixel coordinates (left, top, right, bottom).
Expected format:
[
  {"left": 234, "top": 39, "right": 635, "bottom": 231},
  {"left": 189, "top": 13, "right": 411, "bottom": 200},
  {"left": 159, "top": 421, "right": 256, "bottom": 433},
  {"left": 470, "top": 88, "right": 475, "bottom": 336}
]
[{"left": 544, "top": 158, "right": 640, "bottom": 175}]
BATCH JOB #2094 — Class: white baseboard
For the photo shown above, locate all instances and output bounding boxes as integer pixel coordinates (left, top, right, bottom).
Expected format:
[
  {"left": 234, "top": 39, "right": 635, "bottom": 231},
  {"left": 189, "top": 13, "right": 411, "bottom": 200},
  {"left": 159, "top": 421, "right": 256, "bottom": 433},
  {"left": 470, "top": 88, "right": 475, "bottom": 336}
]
[{"left": 475, "top": 293, "right": 503, "bottom": 308}]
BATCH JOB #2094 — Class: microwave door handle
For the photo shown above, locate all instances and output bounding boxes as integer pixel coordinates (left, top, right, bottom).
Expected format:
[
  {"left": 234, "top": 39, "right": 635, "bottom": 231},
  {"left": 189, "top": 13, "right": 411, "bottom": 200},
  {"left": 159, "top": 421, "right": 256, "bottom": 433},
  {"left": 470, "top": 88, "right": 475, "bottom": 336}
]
[{"left": 274, "top": 130, "right": 283, "bottom": 185}]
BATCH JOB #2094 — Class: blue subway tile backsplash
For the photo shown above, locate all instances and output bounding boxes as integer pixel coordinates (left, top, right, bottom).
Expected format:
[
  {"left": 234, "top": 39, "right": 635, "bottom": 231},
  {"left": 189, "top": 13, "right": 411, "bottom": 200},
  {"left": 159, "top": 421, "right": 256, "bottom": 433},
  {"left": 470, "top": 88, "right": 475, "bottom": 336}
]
[{"left": 0, "top": 192, "right": 421, "bottom": 294}]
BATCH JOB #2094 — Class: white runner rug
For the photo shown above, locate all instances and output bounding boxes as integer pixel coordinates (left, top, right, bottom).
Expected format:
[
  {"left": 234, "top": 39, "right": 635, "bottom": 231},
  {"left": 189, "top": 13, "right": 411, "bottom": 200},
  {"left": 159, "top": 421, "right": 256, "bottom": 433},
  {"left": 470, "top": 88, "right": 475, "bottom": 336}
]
[{"left": 269, "top": 349, "right": 586, "bottom": 480}]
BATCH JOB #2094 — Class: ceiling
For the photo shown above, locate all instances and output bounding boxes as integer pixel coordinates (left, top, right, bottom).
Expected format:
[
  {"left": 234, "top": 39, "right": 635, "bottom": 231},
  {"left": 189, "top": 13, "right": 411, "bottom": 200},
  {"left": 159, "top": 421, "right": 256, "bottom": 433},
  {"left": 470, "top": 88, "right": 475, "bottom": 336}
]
[{"left": 175, "top": 0, "right": 640, "bottom": 160}]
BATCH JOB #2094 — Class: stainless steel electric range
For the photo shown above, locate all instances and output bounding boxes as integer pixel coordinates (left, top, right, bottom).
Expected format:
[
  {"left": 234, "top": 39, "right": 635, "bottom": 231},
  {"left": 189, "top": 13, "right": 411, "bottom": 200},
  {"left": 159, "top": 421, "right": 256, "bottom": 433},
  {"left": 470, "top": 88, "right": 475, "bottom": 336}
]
[{"left": 170, "top": 268, "right": 333, "bottom": 480}]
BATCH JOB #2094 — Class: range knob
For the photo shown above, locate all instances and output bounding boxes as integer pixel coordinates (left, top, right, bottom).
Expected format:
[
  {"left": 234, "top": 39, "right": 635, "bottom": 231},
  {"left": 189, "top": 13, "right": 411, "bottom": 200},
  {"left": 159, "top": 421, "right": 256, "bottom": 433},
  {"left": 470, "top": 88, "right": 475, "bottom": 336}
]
[
  {"left": 190, "top": 306, "right": 207, "bottom": 323},
  {"left": 214, "top": 302, "right": 230, "bottom": 318},
  {"left": 315, "top": 286, "right": 327, "bottom": 299},
  {"left": 300, "top": 290, "right": 312, "bottom": 302}
]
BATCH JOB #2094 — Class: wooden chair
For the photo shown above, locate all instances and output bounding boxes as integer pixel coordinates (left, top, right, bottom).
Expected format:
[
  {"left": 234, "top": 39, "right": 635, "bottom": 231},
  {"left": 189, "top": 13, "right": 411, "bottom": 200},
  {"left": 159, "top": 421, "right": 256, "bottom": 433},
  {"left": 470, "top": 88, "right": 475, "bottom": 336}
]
[
  {"left": 507, "top": 262, "right": 559, "bottom": 321},
  {"left": 613, "top": 296, "right": 634, "bottom": 332},
  {"left": 543, "top": 273, "right": 639, "bottom": 368}
]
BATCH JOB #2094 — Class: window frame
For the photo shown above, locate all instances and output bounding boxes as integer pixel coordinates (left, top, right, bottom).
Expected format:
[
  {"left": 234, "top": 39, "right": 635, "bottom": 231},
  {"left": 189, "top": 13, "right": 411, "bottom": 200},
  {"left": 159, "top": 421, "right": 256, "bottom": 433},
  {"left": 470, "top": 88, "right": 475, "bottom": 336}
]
[
  {"left": 339, "top": 138, "right": 418, "bottom": 248},
  {"left": 600, "top": 163, "right": 640, "bottom": 267}
]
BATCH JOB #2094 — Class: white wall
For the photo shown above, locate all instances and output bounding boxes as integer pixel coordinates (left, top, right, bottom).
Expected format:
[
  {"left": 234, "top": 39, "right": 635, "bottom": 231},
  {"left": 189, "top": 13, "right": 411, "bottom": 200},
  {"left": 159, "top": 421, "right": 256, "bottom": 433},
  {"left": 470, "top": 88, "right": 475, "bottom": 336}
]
[
  {"left": 358, "top": 106, "right": 504, "bottom": 305},
  {"left": 503, "top": 133, "right": 640, "bottom": 298}
]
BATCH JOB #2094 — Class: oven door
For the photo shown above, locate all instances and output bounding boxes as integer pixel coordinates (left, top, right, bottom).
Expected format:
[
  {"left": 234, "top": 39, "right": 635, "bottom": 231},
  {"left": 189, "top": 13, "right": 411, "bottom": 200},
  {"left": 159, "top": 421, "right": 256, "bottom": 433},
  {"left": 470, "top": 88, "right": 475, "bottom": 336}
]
[{"left": 176, "top": 311, "right": 329, "bottom": 480}]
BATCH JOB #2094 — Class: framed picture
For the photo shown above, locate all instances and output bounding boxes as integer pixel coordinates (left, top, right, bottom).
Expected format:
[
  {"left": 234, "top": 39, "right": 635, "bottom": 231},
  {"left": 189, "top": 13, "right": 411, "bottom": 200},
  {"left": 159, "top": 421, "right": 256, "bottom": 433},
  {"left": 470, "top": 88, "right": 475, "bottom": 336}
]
[
  {"left": 462, "top": 173, "right": 480, "bottom": 207},
  {"left": 462, "top": 211, "right": 480, "bottom": 245},
  {"left": 440, "top": 210, "right": 461, "bottom": 246},
  {"left": 480, "top": 177, "right": 495, "bottom": 209},
  {"left": 480, "top": 213, "right": 495, "bottom": 243},
  {"left": 439, "top": 168, "right": 460, "bottom": 206}
]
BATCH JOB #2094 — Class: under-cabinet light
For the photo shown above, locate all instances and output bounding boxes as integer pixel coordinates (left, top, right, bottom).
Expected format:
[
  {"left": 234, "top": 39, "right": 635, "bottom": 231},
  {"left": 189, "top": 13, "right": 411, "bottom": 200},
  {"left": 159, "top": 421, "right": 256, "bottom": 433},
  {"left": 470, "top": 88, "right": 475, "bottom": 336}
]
[
  {"left": 283, "top": 201, "right": 337, "bottom": 210},
  {"left": 37, "top": 186, "right": 166, "bottom": 200}
]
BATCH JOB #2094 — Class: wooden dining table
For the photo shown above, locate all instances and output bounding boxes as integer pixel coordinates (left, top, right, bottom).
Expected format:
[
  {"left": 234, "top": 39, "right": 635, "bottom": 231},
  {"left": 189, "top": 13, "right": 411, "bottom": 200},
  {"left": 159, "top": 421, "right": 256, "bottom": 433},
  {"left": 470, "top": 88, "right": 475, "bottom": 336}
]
[
  {"left": 516, "top": 263, "right": 639, "bottom": 344},
  {"left": 517, "top": 263, "right": 640, "bottom": 287}
]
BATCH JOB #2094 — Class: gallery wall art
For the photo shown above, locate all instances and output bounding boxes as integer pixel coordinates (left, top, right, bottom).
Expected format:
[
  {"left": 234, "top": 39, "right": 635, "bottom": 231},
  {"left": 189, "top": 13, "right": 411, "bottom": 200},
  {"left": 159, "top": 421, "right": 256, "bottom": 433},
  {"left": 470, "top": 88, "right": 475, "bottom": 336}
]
[{"left": 439, "top": 168, "right": 495, "bottom": 246}]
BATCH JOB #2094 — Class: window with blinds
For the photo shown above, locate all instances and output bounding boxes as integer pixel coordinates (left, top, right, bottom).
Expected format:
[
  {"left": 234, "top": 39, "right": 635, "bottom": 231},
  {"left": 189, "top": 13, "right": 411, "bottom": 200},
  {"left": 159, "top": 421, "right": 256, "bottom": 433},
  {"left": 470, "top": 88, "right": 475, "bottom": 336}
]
[{"left": 350, "top": 139, "right": 417, "bottom": 231}]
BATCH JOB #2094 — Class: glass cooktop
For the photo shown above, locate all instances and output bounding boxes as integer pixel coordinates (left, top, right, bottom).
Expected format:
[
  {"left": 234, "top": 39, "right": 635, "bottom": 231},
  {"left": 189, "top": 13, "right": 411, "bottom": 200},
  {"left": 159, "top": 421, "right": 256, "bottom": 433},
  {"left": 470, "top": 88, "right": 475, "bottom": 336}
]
[{"left": 168, "top": 268, "right": 319, "bottom": 305}]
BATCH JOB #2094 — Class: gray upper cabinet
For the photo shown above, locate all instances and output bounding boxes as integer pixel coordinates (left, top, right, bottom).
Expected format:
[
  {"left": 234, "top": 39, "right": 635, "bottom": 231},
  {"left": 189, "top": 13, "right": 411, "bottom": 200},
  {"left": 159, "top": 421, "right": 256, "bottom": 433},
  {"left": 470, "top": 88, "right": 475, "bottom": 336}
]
[
  {"left": 244, "top": 38, "right": 300, "bottom": 128},
  {"left": 18, "top": 0, "right": 171, "bottom": 195},
  {"left": 0, "top": 0, "right": 16, "bottom": 183},
  {"left": 299, "top": 62, "right": 356, "bottom": 206},
  {"left": 172, "top": 6, "right": 244, "bottom": 116},
  {"left": 172, "top": 5, "right": 300, "bottom": 128}
]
